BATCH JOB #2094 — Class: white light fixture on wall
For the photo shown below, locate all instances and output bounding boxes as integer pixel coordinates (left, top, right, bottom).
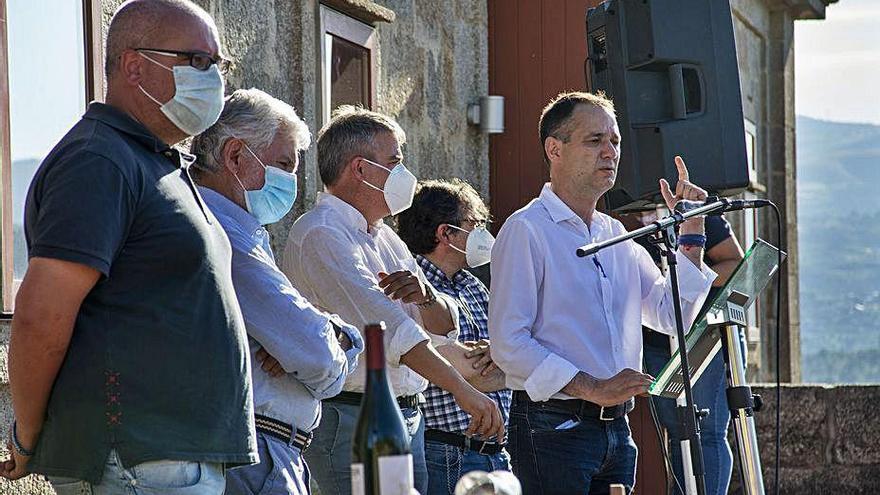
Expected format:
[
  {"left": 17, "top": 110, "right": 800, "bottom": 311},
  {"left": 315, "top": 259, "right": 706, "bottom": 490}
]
[{"left": 467, "top": 96, "right": 505, "bottom": 134}]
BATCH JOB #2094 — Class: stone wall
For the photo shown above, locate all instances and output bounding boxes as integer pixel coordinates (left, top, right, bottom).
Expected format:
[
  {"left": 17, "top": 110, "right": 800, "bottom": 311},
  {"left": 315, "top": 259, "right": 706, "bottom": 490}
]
[
  {"left": 728, "top": 384, "right": 880, "bottom": 494},
  {"left": 374, "top": 0, "right": 489, "bottom": 198}
]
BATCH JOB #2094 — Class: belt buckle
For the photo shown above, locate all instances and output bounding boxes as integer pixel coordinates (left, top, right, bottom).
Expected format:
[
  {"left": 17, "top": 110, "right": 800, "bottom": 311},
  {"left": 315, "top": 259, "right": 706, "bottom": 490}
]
[
  {"left": 598, "top": 405, "right": 616, "bottom": 421},
  {"left": 477, "top": 440, "right": 497, "bottom": 455}
]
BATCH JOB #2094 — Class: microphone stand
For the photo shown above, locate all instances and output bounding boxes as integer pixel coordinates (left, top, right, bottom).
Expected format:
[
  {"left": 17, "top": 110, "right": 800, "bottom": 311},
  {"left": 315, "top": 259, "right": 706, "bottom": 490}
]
[{"left": 576, "top": 197, "right": 732, "bottom": 495}]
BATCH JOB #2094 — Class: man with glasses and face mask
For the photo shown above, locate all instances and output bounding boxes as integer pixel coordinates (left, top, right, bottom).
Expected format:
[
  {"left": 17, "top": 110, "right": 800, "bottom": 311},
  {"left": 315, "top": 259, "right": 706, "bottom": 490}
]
[
  {"left": 1, "top": 1, "right": 255, "bottom": 493},
  {"left": 397, "top": 179, "right": 512, "bottom": 495},
  {"left": 191, "top": 88, "right": 365, "bottom": 495},
  {"left": 282, "top": 106, "right": 504, "bottom": 495}
]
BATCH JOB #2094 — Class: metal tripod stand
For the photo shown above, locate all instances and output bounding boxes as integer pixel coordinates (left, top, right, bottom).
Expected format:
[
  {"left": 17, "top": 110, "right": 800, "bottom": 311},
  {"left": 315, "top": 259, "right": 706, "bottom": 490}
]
[{"left": 705, "top": 291, "right": 765, "bottom": 495}]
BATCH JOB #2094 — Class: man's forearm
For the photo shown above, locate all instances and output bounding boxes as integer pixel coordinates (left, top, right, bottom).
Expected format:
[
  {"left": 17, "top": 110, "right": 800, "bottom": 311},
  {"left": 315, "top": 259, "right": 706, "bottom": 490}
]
[
  {"left": 417, "top": 293, "right": 455, "bottom": 335},
  {"left": 561, "top": 371, "right": 597, "bottom": 402},
  {"left": 679, "top": 218, "right": 705, "bottom": 268},
  {"left": 400, "top": 340, "right": 469, "bottom": 395},
  {"left": 8, "top": 315, "right": 75, "bottom": 448},
  {"left": 436, "top": 342, "right": 507, "bottom": 393},
  {"left": 8, "top": 258, "right": 98, "bottom": 450}
]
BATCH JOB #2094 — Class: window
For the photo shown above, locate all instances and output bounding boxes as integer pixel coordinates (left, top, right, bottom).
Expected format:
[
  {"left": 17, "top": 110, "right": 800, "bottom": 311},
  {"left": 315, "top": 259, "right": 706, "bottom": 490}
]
[
  {"left": 319, "top": 5, "right": 377, "bottom": 126},
  {"left": 0, "top": 0, "right": 101, "bottom": 312}
]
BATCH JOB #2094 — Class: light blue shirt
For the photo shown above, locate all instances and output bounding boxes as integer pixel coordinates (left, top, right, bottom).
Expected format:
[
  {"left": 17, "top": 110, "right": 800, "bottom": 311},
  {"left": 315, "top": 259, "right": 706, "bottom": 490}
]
[{"left": 200, "top": 187, "right": 363, "bottom": 433}]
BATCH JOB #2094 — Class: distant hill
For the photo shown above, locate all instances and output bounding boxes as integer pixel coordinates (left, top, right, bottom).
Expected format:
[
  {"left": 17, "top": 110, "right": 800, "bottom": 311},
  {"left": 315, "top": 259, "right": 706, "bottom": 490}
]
[{"left": 796, "top": 116, "right": 880, "bottom": 383}]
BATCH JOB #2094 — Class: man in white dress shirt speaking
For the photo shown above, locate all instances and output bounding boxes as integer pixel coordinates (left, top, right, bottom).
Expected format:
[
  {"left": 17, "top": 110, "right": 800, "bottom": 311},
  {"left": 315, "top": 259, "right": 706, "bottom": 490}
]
[{"left": 488, "top": 91, "right": 716, "bottom": 494}]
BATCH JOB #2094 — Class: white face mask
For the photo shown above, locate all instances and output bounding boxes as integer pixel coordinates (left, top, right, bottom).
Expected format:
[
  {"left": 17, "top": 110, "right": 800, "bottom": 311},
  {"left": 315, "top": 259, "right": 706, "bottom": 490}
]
[
  {"left": 447, "top": 224, "right": 495, "bottom": 267},
  {"left": 138, "top": 52, "right": 225, "bottom": 136},
  {"left": 359, "top": 158, "right": 417, "bottom": 215}
]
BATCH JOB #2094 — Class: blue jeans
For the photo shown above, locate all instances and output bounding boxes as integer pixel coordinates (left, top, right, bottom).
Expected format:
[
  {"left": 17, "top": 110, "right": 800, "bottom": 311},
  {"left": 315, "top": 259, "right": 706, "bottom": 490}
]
[
  {"left": 304, "top": 401, "right": 428, "bottom": 495},
  {"left": 225, "top": 430, "right": 311, "bottom": 494},
  {"left": 643, "top": 335, "right": 734, "bottom": 495},
  {"left": 507, "top": 395, "right": 637, "bottom": 495},
  {"left": 424, "top": 439, "right": 511, "bottom": 495},
  {"left": 48, "top": 450, "right": 225, "bottom": 495}
]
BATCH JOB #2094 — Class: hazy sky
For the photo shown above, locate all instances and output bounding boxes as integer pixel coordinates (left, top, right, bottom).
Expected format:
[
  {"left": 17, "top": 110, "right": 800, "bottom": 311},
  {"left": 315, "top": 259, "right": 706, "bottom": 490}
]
[{"left": 795, "top": 0, "right": 880, "bottom": 125}]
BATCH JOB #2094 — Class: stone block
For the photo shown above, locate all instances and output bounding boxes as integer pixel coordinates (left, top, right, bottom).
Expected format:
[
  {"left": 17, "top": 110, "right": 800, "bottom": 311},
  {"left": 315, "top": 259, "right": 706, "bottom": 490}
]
[
  {"left": 0, "top": 475, "right": 55, "bottom": 495},
  {"left": 751, "top": 385, "right": 829, "bottom": 467},
  {"left": 831, "top": 386, "right": 880, "bottom": 465}
]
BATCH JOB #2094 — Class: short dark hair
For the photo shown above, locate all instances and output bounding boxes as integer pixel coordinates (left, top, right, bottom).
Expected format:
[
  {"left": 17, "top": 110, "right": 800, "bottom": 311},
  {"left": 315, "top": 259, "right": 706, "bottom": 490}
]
[
  {"left": 397, "top": 179, "right": 489, "bottom": 256},
  {"left": 317, "top": 105, "right": 406, "bottom": 187},
  {"left": 538, "top": 91, "right": 616, "bottom": 164}
]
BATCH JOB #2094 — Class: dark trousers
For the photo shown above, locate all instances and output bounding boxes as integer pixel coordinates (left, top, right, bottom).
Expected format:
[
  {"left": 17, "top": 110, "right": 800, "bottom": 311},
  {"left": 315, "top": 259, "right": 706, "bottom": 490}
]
[{"left": 507, "top": 394, "right": 638, "bottom": 495}]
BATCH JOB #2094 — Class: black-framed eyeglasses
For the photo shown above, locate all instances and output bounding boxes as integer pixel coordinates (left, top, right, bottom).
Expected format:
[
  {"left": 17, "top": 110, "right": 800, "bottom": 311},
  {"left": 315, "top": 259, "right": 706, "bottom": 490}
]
[{"left": 135, "top": 48, "right": 234, "bottom": 74}]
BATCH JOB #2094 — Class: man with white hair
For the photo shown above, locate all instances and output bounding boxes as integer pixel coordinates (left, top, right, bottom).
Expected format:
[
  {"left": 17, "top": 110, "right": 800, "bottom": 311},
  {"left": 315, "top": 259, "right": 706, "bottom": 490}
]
[
  {"left": 1, "top": 1, "right": 255, "bottom": 493},
  {"left": 191, "top": 88, "right": 364, "bottom": 495}
]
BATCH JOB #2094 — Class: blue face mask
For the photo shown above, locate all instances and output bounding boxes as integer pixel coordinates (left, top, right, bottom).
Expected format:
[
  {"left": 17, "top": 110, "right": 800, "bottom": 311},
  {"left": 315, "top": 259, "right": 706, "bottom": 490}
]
[{"left": 231, "top": 143, "right": 298, "bottom": 225}]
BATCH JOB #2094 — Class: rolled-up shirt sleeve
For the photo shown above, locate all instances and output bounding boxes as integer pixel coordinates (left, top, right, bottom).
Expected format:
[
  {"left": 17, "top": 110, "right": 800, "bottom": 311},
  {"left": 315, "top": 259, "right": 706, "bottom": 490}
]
[
  {"left": 229, "top": 230, "right": 358, "bottom": 400},
  {"left": 330, "top": 314, "right": 365, "bottom": 376},
  {"left": 297, "top": 227, "right": 430, "bottom": 367},
  {"left": 488, "top": 218, "right": 579, "bottom": 402},
  {"left": 637, "top": 242, "right": 717, "bottom": 336}
]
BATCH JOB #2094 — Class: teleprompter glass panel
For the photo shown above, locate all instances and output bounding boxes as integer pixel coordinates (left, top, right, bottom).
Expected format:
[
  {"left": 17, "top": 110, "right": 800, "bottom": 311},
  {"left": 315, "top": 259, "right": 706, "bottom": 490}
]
[{"left": 649, "top": 239, "right": 786, "bottom": 399}]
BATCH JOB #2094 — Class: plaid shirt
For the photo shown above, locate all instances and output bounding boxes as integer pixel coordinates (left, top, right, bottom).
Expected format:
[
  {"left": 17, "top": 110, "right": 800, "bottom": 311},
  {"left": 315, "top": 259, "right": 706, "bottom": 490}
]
[{"left": 417, "top": 255, "right": 512, "bottom": 433}]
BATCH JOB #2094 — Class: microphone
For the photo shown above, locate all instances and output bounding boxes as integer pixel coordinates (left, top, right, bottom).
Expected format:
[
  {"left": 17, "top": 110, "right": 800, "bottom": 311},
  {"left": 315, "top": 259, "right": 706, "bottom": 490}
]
[{"left": 673, "top": 197, "right": 772, "bottom": 215}]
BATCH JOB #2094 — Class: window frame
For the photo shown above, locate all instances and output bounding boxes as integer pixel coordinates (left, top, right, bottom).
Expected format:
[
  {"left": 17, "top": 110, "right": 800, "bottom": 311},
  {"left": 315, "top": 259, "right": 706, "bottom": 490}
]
[
  {"left": 318, "top": 4, "right": 378, "bottom": 127},
  {"left": 0, "top": 0, "right": 103, "bottom": 314}
]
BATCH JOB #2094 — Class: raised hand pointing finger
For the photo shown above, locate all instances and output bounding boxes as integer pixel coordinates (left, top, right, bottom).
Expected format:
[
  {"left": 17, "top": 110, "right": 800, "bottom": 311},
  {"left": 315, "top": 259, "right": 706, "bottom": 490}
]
[{"left": 674, "top": 155, "right": 689, "bottom": 182}]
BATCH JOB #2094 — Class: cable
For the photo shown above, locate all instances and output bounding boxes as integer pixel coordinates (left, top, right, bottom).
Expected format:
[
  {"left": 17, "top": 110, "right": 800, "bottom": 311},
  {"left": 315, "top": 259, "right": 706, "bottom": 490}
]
[
  {"left": 769, "top": 201, "right": 783, "bottom": 495},
  {"left": 648, "top": 394, "right": 685, "bottom": 495}
]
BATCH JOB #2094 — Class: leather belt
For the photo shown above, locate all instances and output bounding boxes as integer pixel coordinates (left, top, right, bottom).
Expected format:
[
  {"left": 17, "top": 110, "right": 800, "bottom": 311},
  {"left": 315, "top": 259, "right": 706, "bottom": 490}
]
[
  {"left": 331, "top": 391, "right": 425, "bottom": 410},
  {"left": 425, "top": 429, "right": 505, "bottom": 455},
  {"left": 513, "top": 391, "right": 634, "bottom": 421},
  {"left": 254, "top": 414, "right": 313, "bottom": 451}
]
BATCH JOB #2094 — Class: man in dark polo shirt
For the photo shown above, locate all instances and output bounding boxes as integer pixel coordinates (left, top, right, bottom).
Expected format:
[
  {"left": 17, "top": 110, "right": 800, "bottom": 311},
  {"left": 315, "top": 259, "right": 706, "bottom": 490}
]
[{"left": 0, "top": 1, "right": 257, "bottom": 493}]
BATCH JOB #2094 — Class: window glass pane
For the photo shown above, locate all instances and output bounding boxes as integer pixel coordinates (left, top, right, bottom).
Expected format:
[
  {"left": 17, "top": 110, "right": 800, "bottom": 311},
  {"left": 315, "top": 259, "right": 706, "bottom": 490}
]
[
  {"left": 330, "top": 35, "right": 369, "bottom": 110},
  {"left": 7, "top": 1, "right": 87, "bottom": 279},
  {"left": 744, "top": 119, "right": 758, "bottom": 184}
]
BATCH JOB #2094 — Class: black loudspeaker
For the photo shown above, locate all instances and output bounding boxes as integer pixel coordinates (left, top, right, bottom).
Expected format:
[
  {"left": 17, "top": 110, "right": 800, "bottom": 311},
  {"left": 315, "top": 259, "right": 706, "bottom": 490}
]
[{"left": 586, "top": 0, "right": 749, "bottom": 211}]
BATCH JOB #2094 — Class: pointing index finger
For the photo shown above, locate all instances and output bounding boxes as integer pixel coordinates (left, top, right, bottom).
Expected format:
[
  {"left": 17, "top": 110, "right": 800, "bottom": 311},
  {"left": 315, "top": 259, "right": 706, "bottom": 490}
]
[{"left": 674, "top": 155, "right": 689, "bottom": 182}]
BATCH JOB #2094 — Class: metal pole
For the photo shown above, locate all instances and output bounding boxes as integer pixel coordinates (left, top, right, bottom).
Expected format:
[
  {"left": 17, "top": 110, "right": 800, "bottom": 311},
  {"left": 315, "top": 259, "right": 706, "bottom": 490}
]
[
  {"left": 722, "top": 324, "right": 765, "bottom": 495},
  {"left": 663, "top": 225, "right": 707, "bottom": 495}
]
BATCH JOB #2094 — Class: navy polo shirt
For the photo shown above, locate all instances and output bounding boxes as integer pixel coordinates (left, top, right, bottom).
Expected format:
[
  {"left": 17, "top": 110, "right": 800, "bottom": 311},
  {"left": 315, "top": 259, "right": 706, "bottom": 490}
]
[{"left": 24, "top": 102, "right": 257, "bottom": 482}]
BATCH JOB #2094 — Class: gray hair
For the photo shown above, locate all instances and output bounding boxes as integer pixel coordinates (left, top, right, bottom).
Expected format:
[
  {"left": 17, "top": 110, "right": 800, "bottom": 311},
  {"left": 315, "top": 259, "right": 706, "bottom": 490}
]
[
  {"left": 317, "top": 105, "right": 406, "bottom": 187},
  {"left": 105, "top": 0, "right": 215, "bottom": 80},
  {"left": 190, "top": 88, "right": 311, "bottom": 174}
]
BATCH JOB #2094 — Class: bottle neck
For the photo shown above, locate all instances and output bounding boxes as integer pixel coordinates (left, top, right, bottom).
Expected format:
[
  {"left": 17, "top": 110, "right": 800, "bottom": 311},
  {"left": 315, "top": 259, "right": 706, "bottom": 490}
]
[{"left": 365, "top": 325, "right": 385, "bottom": 371}]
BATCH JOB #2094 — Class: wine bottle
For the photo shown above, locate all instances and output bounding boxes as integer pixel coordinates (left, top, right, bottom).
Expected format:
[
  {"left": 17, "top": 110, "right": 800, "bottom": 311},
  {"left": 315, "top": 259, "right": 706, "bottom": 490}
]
[{"left": 351, "top": 322, "right": 414, "bottom": 495}]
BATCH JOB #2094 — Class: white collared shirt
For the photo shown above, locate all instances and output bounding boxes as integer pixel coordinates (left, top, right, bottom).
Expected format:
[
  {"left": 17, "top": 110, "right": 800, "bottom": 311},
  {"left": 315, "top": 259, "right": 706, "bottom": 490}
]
[
  {"left": 488, "top": 183, "right": 716, "bottom": 402},
  {"left": 282, "top": 192, "right": 458, "bottom": 396}
]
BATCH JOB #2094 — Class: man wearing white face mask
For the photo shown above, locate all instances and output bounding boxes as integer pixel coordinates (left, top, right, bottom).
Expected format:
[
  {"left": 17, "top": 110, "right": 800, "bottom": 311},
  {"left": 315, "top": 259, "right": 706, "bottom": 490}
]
[
  {"left": 283, "top": 106, "right": 504, "bottom": 495},
  {"left": 397, "top": 179, "right": 511, "bottom": 495},
  {"left": 191, "top": 89, "right": 365, "bottom": 495},
  {"left": 1, "top": 1, "right": 256, "bottom": 492}
]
